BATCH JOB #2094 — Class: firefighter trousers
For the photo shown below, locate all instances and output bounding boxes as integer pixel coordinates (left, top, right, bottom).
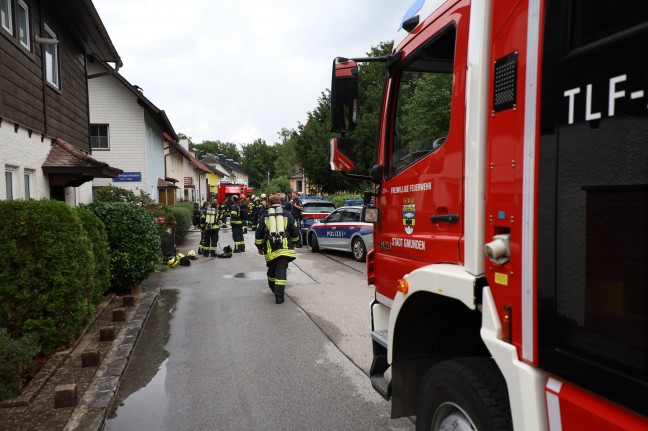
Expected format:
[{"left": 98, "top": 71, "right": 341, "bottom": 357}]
[
  {"left": 203, "top": 230, "right": 219, "bottom": 256},
  {"left": 267, "top": 256, "right": 290, "bottom": 303},
  {"left": 232, "top": 223, "right": 245, "bottom": 251}
]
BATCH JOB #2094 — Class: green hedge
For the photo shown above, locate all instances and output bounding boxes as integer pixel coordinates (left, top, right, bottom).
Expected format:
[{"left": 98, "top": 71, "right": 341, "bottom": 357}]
[
  {"left": 76, "top": 206, "right": 111, "bottom": 304},
  {"left": 169, "top": 202, "right": 193, "bottom": 240},
  {"left": 0, "top": 200, "right": 95, "bottom": 355},
  {"left": 88, "top": 202, "right": 161, "bottom": 293},
  {"left": 0, "top": 328, "right": 39, "bottom": 401}
]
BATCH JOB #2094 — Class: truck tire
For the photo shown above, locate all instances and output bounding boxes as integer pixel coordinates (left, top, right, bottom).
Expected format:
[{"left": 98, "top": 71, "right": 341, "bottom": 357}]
[
  {"left": 415, "top": 358, "right": 512, "bottom": 431},
  {"left": 352, "top": 237, "right": 367, "bottom": 262},
  {"left": 309, "top": 233, "right": 320, "bottom": 252}
]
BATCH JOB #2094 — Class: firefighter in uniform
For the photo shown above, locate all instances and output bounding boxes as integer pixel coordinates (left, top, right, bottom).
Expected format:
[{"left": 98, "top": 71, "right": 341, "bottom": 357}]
[
  {"left": 255, "top": 193, "right": 300, "bottom": 304},
  {"left": 250, "top": 195, "right": 261, "bottom": 231},
  {"left": 239, "top": 194, "right": 249, "bottom": 234},
  {"left": 230, "top": 195, "right": 245, "bottom": 252},
  {"left": 197, "top": 200, "right": 210, "bottom": 256},
  {"left": 200, "top": 201, "right": 221, "bottom": 257},
  {"left": 219, "top": 201, "right": 230, "bottom": 229}
]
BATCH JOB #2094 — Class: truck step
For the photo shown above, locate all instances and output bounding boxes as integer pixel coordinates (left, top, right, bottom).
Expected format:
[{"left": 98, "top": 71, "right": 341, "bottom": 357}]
[
  {"left": 370, "top": 375, "right": 392, "bottom": 400},
  {"left": 371, "top": 329, "right": 388, "bottom": 348}
]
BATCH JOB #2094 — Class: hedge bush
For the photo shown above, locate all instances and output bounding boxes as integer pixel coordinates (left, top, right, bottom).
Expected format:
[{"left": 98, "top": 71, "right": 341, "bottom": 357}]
[
  {"left": 0, "top": 328, "right": 40, "bottom": 401},
  {"left": 87, "top": 202, "right": 161, "bottom": 293},
  {"left": 75, "top": 206, "right": 111, "bottom": 304},
  {"left": 0, "top": 200, "right": 95, "bottom": 355},
  {"left": 169, "top": 202, "right": 193, "bottom": 240}
]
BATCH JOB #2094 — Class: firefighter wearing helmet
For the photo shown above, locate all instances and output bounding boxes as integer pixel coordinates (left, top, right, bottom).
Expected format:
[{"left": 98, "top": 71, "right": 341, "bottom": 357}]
[
  {"left": 239, "top": 194, "right": 249, "bottom": 234},
  {"left": 200, "top": 200, "right": 221, "bottom": 257},
  {"left": 255, "top": 193, "right": 300, "bottom": 304},
  {"left": 230, "top": 195, "right": 245, "bottom": 252}
]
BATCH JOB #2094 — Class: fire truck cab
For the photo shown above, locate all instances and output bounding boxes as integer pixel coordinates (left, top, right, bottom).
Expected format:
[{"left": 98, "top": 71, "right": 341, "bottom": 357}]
[{"left": 329, "top": 0, "right": 648, "bottom": 429}]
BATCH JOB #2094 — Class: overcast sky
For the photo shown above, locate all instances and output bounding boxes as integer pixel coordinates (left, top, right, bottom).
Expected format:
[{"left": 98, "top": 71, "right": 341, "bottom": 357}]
[{"left": 92, "top": 0, "right": 410, "bottom": 146}]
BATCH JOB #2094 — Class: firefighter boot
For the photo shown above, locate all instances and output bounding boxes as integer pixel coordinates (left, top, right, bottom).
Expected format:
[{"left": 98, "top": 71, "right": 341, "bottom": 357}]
[
  {"left": 275, "top": 285, "right": 285, "bottom": 304},
  {"left": 203, "top": 249, "right": 210, "bottom": 257},
  {"left": 210, "top": 250, "right": 217, "bottom": 257},
  {"left": 240, "top": 244, "right": 245, "bottom": 252}
]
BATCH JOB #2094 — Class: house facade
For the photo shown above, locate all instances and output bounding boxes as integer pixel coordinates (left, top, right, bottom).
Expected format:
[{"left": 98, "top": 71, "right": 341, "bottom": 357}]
[
  {"left": 87, "top": 60, "right": 178, "bottom": 203},
  {"left": 201, "top": 153, "right": 249, "bottom": 200},
  {"left": 0, "top": 0, "right": 122, "bottom": 204}
]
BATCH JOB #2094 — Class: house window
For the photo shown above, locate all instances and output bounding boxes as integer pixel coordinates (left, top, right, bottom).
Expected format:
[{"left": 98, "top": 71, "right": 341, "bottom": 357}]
[
  {"left": 5, "top": 167, "right": 15, "bottom": 200},
  {"left": 91, "top": 125, "right": 109, "bottom": 149},
  {"left": 17, "top": 0, "right": 29, "bottom": 50},
  {"left": 24, "top": 170, "right": 32, "bottom": 200},
  {"left": 1, "top": 0, "right": 12, "bottom": 35},
  {"left": 43, "top": 24, "right": 59, "bottom": 88}
]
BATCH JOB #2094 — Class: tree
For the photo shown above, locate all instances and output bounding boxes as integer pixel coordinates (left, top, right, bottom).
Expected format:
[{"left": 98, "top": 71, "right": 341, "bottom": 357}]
[
  {"left": 274, "top": 128, "right": 299, "bottom": 177},
  {"left": 241, "top": 139, "right": 279, "bottom": 190},
  {"left": 190, "top": 140, "right": 241, "bottom": 162}
]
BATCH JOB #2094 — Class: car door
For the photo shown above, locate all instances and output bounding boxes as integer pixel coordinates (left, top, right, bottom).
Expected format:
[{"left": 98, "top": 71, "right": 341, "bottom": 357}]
[{"left": 317, "top": 208, "right": 343, "bottom": 249}]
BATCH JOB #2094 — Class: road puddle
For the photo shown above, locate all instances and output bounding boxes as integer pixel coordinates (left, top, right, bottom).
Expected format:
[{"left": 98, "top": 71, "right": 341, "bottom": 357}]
[
  {"left": 222, "top": 271, "right": 267, "bottom": 280},
  {"left": 105, "top": 289, "right": 178, "bottom": 428}
]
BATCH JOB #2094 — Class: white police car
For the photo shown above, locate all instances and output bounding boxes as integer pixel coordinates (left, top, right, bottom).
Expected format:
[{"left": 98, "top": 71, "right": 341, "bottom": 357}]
[{"left": 305, "top": 206, "right": 373, "bottom": 262}]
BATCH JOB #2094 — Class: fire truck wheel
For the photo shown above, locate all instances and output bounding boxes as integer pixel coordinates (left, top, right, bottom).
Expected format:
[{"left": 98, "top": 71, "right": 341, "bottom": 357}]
[
  {"left": 352, "top": 237, "right": 366, "bottom": 262},
  {"left": 309, "top": 233, "right": 320, "bottom": 252},
  {"left": 415, "top": 358, "right": 512, "bottom": 431}
]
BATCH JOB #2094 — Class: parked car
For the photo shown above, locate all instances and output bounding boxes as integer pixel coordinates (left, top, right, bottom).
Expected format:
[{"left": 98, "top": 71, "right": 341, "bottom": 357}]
[
  {"left": 306, "top": 206, "right": 373, "bottom": 262},
  {"left": 299, "top": 198, "right": 336, "bottom": 239}
]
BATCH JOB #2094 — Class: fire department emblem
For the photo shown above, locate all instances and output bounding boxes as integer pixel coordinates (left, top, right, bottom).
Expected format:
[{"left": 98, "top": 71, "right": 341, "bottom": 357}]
[{"left": 402, "top": 198, "right": 416, "bottom": 235}]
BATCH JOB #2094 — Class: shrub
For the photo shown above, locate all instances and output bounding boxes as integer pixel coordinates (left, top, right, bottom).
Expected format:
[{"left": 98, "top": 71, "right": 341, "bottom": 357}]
[
  {"left": 0, "top": 200, "right": 95, "bottom": 355},
  {"left": 0, "top": 328, "right": 40, "bottom": 401},
  {"left": 76, "top": 206, "right": 111, "bottom": 304},
  {"left": 88, "top": 202, "right": 161, "bottom": 293},
  {"left": 168, "top": 203, "right": 193, "bottom": 240},
  {"left": 325, "top": 192, "right": 364, "bottom": 208},
  {"left": 94, "top": 184, "right": 156, "bottom": 207}
]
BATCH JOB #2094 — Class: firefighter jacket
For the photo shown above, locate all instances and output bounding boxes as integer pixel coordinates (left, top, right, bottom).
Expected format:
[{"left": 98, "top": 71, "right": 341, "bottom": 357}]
[
  {"left": 230, "top": 202, "right": 242, "bottom": 225},
  {"left": 219, "top": 203, "right": 230, "bottom": 224},
  {"left": 200, "top": 207, "right": 220, "bottom": 231},
  {"left": 255, "top": 204, "right": 300, "bottom": 261}
]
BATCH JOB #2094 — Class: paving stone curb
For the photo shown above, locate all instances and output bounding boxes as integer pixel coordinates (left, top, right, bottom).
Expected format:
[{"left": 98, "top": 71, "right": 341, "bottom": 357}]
[{"left": 0, "top": 285, "right": 160, "bottom": 431}]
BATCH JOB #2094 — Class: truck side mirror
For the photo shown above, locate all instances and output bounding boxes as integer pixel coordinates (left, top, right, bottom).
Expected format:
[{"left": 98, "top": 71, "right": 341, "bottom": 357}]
[
  {"left": 331, "top": 57, "right": 359, "bottom": 133},
  {"left": 329, "top": 137, "right": 357, "bottom": 172}
]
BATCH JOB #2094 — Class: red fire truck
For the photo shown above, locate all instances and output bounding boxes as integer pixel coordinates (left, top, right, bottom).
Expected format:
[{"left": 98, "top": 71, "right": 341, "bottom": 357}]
[
  {"left": 216, "top": 183, "right": 253, "bottom": 203},
  {"left": 329, "top": 0, "right": 647, "bottom": 429}
]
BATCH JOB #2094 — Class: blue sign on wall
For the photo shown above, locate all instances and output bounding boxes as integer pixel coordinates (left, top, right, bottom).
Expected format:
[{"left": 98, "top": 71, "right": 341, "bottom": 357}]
[{"left": 113, "top": 172, "right": 142, "bottom": 182}]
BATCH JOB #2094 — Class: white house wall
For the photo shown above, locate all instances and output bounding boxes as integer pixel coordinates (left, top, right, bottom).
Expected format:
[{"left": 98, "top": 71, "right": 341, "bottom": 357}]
[
  {"left": 143, "top": 112, "right": 166, "bottom": 201},
  {"left": 0, "top": 123, "right": 51, "bottom": 201},
  {"left": 88, "top": 62, "right": 148, "bottom": 196}
]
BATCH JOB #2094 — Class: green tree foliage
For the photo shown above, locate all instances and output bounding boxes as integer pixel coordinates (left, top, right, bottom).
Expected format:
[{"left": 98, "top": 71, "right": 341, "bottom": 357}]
[
  {"left": 191, "top": 140, "right": 242, "bottom": 162},
  {"left": 88, "top": 202, "right": 161, "bottom": 293},
  {"left": 241, "top": 139, "right": 279, "bottom": 190},
  {"left": 352, "top": 41, "right": 394, "bottom": 175},
  {"left": 0, "top": 200, "right": 95, "bottom": 355},
  {"left": 273, "top": 128, "right": 299, "bottom": 177}
]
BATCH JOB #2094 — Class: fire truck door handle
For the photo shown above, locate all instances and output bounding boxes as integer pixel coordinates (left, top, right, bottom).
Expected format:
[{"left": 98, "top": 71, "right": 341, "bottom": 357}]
[{"left": 430, "top": 214, "right": 460, "bottom": 223}]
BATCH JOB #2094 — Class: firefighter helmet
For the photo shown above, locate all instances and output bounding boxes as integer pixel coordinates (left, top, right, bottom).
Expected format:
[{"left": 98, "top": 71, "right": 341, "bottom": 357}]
[
  {"left": 260, "top": 193, "right": 267, "bottom": 199},
  {"left": 187, "top": 250, "right": 197, "bottom": 259}
]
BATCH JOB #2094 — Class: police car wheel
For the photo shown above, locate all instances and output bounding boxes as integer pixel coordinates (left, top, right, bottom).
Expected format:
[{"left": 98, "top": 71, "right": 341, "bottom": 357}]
[
  {"left": 352, "top": 238, "right": 366, "bottom": 262},
  {"left": 309, "top": 233, "right": 320, "bottom": 252}
]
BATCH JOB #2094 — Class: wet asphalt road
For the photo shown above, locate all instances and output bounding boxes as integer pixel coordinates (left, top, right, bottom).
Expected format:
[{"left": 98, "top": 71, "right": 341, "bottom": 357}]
[{"left": 105, "top": 230, "right": 414, "bottom": 431}]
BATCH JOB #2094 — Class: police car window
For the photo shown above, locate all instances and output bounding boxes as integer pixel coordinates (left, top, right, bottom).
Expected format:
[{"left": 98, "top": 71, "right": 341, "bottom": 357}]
[
  {"left": 388, "top": 25, "right": 455, "bottom": 176},
  {"left": 342, "top": 210, "right": 357, "bottom": 222},
  {"left": 327, "top": 210, "right": 343, "bottom": 222}
]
